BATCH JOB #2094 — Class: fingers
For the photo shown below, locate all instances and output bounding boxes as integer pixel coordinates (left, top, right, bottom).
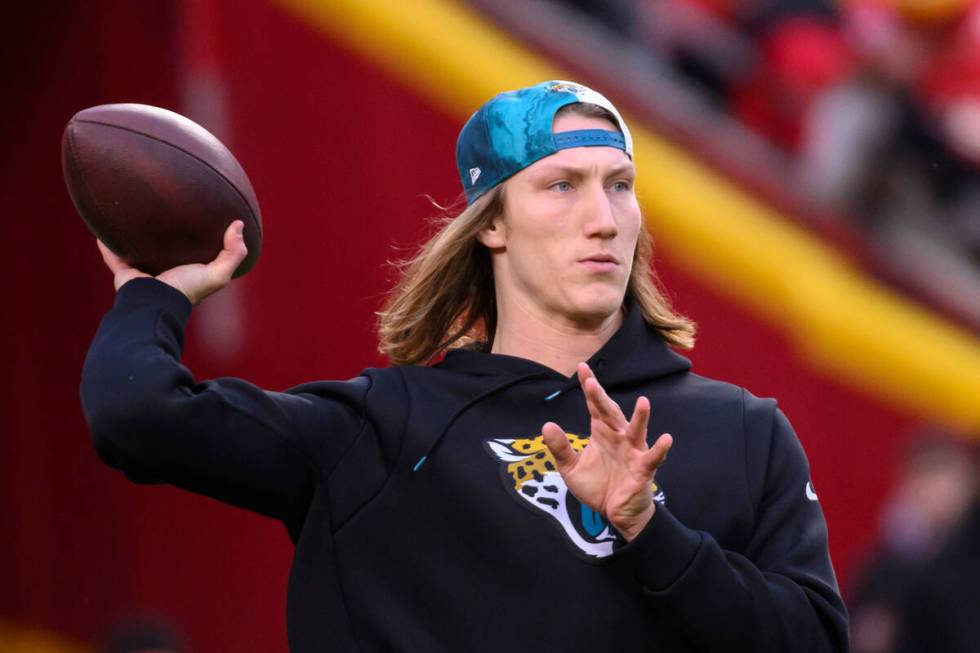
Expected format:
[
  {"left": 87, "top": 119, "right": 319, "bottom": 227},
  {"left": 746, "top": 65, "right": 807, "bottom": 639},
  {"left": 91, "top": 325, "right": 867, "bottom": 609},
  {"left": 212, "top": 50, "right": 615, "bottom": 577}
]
[
  {"left": 576, "top": 361, "right": 595, "bottom": 385},
  {"left": 578, "top": 362, "right": 626, "bottom": 428},
  {"left": 97, "top": 239, "right": 150, "bottom": 290},
  {"left": 626, "top": 396, "right": 651, "bottom": 446},
  {"left": 96, "top": 239, "right": 130, "bottom": 274},
  {"left": 575, "top": 363, "right": 663, "bottom": 464},
  {"left": 640, "top": 433, "right": 673, "bottom": 475},
  {"left": 207, "top": 220, "right": 248, "bottom": 281},
  {"left": 542, "top": 422, "right": 578, "bottom": 473}
]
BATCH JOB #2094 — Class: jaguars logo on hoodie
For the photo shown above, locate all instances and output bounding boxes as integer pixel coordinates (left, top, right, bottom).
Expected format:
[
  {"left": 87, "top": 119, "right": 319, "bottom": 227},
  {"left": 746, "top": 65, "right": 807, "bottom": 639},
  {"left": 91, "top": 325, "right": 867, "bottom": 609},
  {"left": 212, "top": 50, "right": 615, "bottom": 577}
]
[{"left": 485, "top": 433, "right": 666, "bottom": 559}]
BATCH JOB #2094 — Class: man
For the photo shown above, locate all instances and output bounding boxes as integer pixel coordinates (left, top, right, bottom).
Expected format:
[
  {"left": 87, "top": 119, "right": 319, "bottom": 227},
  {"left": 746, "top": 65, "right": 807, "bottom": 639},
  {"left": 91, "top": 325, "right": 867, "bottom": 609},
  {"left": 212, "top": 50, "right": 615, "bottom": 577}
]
[{"left": 83, "top": 80, "right": 848, "bottom": 651}]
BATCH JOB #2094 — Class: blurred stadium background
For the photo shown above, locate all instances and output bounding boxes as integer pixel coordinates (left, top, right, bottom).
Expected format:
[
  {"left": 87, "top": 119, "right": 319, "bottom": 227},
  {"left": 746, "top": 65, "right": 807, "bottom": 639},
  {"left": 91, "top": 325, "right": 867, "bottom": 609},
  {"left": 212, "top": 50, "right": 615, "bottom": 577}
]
[{"left": 1, "top": 0, "right": 978, "bottom": 651}]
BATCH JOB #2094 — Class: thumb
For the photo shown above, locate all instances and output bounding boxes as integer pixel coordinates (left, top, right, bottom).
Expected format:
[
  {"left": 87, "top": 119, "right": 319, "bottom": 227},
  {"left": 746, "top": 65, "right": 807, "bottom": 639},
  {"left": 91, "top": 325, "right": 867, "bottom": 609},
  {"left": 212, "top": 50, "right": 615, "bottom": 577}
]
[
  {"left": 542, "top": 422, "right": 578, "bottom": 473},
  {"left": 207, "top": 220, "right": 248, "bottom": 281}
]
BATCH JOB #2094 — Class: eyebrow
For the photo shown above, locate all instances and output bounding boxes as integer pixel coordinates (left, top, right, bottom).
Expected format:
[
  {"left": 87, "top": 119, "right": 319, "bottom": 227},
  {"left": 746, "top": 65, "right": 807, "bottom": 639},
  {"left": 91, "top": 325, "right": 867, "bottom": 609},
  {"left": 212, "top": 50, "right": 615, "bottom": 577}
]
[{"left": 532, "top": 162, "right": 635, "bottom": 178}]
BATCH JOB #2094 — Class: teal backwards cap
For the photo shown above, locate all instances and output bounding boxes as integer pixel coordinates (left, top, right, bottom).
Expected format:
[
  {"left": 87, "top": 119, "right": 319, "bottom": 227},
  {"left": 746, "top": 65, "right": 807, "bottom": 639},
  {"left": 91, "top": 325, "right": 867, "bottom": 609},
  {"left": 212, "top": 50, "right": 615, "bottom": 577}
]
[{"left": 456, "top": 80, "right": 633, "bottom": 205}]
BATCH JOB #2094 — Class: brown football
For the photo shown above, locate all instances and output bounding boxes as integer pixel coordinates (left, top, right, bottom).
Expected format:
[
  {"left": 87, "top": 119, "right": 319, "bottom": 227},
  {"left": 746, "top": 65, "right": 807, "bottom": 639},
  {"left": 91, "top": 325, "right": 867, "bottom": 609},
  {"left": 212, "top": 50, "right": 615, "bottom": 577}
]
[{"left": 62, "top": 103, "right": 262, "bottom": 277}]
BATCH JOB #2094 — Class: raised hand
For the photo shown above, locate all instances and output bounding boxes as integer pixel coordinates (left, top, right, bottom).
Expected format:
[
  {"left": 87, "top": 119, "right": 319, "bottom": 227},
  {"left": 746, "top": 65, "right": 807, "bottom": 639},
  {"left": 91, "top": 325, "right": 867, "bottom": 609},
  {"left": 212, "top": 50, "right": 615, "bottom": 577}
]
[
  {"left": 97, "top": 220, "right": 248, "bottom": 305},
  {"left": 542, "top": 362, "right": 672, "bottom": 541}
]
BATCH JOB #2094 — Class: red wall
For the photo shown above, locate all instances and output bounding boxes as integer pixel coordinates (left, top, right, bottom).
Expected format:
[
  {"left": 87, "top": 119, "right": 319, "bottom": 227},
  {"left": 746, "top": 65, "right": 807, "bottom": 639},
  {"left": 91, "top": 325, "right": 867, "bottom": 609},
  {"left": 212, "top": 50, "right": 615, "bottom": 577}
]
[{"left": 1, "top": 1, "right": 922, "bottom": 650}]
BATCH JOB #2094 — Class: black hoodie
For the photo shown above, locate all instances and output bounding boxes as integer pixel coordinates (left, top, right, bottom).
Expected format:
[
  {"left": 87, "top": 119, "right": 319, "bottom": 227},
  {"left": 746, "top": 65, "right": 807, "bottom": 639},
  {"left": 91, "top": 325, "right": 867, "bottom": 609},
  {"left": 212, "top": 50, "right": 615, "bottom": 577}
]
[{"left": 81, "top": 278, "right": 848, "bottom": 652}]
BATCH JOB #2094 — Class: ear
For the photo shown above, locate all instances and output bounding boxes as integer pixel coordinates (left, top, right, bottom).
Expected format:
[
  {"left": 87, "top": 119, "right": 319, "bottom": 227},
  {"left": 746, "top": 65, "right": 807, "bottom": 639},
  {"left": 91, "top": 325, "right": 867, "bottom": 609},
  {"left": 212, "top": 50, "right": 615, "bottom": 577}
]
[{"left": 477, "top": 214, "right": 506, "bottom": 249}]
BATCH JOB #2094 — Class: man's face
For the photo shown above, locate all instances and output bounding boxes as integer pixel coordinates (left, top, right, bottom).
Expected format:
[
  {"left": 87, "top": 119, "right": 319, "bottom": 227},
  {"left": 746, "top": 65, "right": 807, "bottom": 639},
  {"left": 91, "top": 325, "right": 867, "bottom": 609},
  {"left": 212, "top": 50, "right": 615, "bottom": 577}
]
[{"left": 481, "top": 113, "right": 641, "bottom": 329}]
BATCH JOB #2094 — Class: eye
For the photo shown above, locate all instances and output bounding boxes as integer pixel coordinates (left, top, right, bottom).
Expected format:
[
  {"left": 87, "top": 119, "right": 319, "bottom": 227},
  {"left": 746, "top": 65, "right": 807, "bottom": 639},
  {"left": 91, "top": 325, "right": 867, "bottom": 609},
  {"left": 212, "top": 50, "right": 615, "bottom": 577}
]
[
  {"left": 550, "top": 181, "right": 573, "bottom": 192},
  {"left": 611, "top": 180, "right": 632, "bottom": 192}
]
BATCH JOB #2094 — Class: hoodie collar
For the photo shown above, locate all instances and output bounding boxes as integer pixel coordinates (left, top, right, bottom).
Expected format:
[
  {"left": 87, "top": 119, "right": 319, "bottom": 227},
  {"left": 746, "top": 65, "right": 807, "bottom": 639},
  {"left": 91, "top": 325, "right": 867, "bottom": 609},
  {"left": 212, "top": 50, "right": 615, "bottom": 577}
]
[
  {"left": 414, "top": 301, "right": 692, "bottom": 473},
  {"left": 438, "top": 300, "right": 691, "bottom": 389}
]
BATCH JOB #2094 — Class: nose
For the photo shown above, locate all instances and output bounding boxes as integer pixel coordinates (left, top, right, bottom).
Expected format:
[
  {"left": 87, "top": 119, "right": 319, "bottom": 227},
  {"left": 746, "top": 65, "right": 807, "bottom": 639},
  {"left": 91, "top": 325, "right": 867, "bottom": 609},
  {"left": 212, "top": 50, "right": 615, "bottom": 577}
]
[{"left": 582, "top": 183, "right": 618, "bottom": 239}]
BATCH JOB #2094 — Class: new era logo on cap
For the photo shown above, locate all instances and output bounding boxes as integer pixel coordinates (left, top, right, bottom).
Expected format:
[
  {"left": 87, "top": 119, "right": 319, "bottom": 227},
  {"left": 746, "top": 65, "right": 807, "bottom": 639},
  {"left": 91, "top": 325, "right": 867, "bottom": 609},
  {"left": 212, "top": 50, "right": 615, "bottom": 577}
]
[
  {"left": 548, "top": 81, "right": 588, "bottom": 94},
  {"left": 469, "top": 167, "right": 481, "bottom": 184}
]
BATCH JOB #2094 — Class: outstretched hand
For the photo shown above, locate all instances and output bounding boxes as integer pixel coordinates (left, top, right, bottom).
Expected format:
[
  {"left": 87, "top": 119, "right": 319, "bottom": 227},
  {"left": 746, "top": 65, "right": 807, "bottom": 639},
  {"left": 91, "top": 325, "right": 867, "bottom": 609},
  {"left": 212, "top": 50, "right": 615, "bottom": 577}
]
[
  {"left": 542, "top": 362, "right": 672, "bottom": 541},
  {"left": 97, "top": 220, "right": 248, "bottom": 305}
]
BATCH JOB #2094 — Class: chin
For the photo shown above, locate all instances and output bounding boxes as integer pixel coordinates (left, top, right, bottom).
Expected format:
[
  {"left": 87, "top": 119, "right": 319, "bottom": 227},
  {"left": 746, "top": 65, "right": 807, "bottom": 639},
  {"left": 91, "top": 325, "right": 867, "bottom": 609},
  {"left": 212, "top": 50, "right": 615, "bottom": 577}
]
[{"left": 566, "top": 288, "right": 626, "bottom": 326}]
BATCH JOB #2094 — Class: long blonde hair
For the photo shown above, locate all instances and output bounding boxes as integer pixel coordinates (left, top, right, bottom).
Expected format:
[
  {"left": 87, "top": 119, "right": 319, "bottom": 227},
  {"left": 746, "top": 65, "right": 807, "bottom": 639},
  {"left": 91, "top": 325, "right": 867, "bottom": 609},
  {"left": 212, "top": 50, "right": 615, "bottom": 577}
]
[{"left": 377, "top": 106, "right": 696, "bottom": 366}]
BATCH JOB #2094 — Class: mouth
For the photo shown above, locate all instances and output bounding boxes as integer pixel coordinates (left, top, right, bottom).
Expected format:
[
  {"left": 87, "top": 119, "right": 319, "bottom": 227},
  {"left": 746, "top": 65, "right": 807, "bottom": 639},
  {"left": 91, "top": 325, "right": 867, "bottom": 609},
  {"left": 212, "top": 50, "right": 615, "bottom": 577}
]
[{"left": 578, "top": 253, "right": 621, "bottom": 272}]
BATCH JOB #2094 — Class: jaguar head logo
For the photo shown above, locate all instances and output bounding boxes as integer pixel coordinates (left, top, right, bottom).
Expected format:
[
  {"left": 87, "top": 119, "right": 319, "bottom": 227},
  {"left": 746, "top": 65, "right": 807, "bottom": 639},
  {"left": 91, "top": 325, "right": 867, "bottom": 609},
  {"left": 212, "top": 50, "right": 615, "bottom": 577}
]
[{"left": 485, "top": 434, "right": 665, "bottom": 559}]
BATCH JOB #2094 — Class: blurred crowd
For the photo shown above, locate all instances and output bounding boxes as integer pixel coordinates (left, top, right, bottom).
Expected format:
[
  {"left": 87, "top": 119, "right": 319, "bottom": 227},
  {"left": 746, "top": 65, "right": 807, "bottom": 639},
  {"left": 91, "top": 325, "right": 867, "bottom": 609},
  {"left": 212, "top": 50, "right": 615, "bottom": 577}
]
[
  {"left": 101, "top": 614, "right": 183, "bottom": 653},
  {"left": 847, "top": 431, "right": 979, "bottom": 653},
  {"left": 561, "top": 0, "right": 980, "bottom": 318}
]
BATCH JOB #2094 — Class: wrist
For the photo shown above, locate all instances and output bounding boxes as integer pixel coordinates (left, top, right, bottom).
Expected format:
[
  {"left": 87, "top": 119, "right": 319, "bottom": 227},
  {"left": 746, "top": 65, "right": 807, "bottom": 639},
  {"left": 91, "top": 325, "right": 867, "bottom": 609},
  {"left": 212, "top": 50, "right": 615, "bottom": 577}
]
[
  {"left": 153, "top": 272, "right": 200, "bottom": 305},
  {"left": 114, "top": 269, "right": 152, "bottom": 291},
  {"left": 115, "top": 277, "right": 194, "bottom": 317},
  {"left": 615, "top": 502, "right": 655, "bottom": 542}
]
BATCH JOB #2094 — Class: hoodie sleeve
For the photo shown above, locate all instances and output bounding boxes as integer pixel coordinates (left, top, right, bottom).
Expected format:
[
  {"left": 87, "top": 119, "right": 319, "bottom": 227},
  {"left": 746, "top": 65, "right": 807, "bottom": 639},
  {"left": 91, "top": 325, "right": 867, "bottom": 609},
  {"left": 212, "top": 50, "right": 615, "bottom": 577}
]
[
  {"left": 612, "top": 392, "right": 849, "bottom": 652},
  {"left": 80, "top": 278, "right": 368, "bottom": 536}
]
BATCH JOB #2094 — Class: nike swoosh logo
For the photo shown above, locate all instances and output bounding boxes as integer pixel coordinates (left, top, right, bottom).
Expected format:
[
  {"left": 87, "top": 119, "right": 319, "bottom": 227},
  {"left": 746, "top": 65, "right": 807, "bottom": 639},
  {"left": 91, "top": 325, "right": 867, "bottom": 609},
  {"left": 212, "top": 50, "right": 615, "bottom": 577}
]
[{"left": 805, "top": 481, "right": 818, "bottom": 501}]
